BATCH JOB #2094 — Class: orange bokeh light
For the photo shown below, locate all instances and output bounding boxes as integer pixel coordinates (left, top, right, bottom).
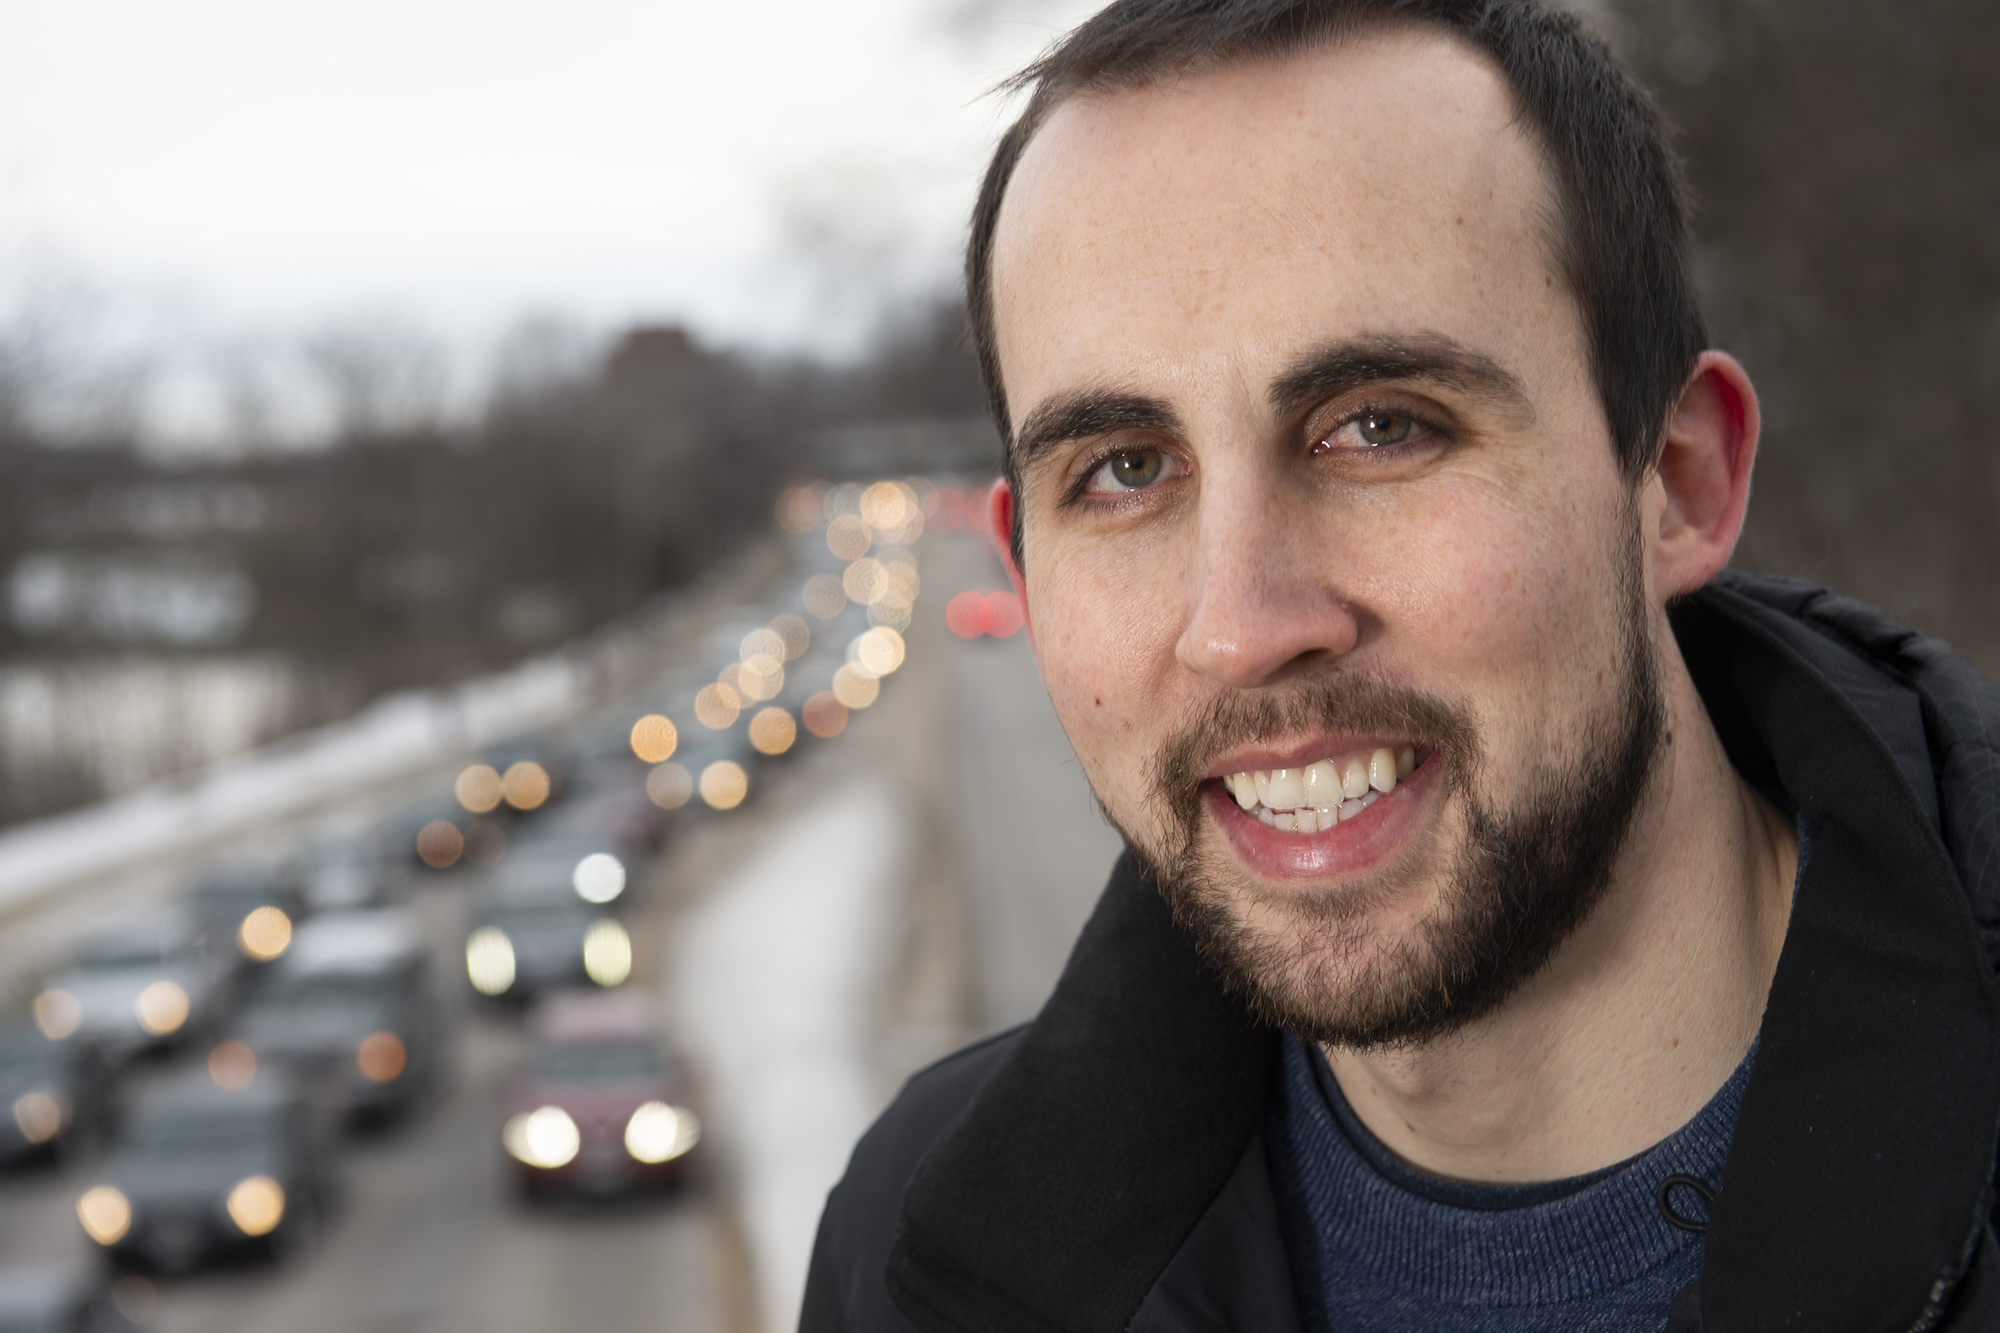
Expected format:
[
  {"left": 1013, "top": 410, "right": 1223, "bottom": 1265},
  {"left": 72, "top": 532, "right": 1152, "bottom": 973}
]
[
  {"left": 802, "top": 692, "right": 848, "bottom": 738},
  {"left": 630, "top": 714, "right": 678, "bottom": 764},
  {"left": 417, "top": 819, "right": 464, "bottom": 868}
]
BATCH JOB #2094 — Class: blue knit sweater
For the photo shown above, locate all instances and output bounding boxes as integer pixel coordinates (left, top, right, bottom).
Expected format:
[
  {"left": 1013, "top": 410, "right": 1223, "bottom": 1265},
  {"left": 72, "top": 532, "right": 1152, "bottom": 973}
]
[
  {"left": 1268, "top": 814, "right": 1810, "bottom": 1332},
  {"left": 1267, "top": 1028, "right": 1752, "bottom": 1331}
]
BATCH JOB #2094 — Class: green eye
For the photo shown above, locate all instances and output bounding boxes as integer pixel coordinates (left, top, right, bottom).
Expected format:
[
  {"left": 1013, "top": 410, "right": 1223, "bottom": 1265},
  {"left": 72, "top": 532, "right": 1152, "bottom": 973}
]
[
  {"left": 1101, "top": 450, "right": 1165, "bottom": 490},
  {"left": 1357, "top": 413, "right": 1415, "bottom": 446}
]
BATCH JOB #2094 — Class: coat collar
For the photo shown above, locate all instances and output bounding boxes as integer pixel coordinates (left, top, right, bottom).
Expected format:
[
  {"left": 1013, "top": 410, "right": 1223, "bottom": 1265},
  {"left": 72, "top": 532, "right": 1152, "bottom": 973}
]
[
  {"left": 887, "top": 577, "right": 2000, "bottom": 1333},
  {"left": 1674, "top": 579, "right": 2000, "bottom": 1331}
]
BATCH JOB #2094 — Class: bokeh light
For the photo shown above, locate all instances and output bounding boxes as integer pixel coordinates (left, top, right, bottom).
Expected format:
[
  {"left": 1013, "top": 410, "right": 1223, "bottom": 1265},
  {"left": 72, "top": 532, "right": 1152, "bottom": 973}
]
[
  {"left": 802, "top": 572, "right": 847, "bottom": 620},
  {"left": 739, "top": 653, "right": 784, "bottom": 702},
  {"left": 238, "top": 906, "right": 293, "bottom": 961},
  {"left": 583, "top": 919, "right": 633, "bottom": 986},
  {"left": 802, "top": 692, "right": 849, "bottom": 738},
  {"left": 466, "top": 927, "right": 517, "bottom": 996},
  {"left": 454, "top": 763, "right": 505, "bottom": 814},
  {"left": 861, "top": 480, "right": 924, "bottom": 545},
  {"left": 209, "top": 1040, "right": 257, "bottom": 1090},
  {"left": 417, "top": 819, "right": 464, "bottom": 868},
  {"left": 831, "top": 664, "right": 881, "bottom": 710},
  {"left": 77, "top": 1187, "right": 132, "bottom": 1246},
  {"left": 769, "top": 614, "right": 811, "bottom": 660},
  {"left": 699, "top": 760, "right": 749, "bottom": 810},
  {"left": 852, "top": 627, "right": 906, "bottom": 678},
  {"left": 869, "top": 592, "right": 914, "bottom": 631},
  {"left": 984, "top": 590, "right": 1025, "bottom": 637},
  {"left": 504, "top": 1106, "right": 580, "bottom": 1168},
  {"left": 945, "top": 590, "right": 982, "bottom": 638},
  {"left": 948, "top": 589, "right": 1024, "bottom": 638},
  {"left": 748, "top": 707, "right": 797, "bottom": 756},
  {"left": 843, "top": 558, "right": 888, "bottom": 606},
  {"left": 630, "top": 714, "right": 678, "bottom": 764},
  {"left": 134, "top": 980, "right": 190, "bottom": 1036},
  {"left": 502, "top": 761, "right": 552, "bottom": 811},
  {"left": 624, "top": 1101, "right": 702, "bottom": 1163},
  {"left": 775, "top": 486, "right": 823, "bottom": 533},
  {"left": 823, "top": 481, "right": 863, "bottom": 519},
  {"left": 694, "top": 682, "right": 742, "bottom": 729},
  {"left": 740, "top": 627, "right": 786, "bottom": 662},
  {"left": 226, "top": 1176, "right": 285, "bottom": 1236},
  {"left": 646, "top": 762, "right": 694, "bottom": 810},
  {"left": 33, "top": 989, "right": 81, "bottom": 1040},
  {"left": 13, "top": 1090, "right": 63, "bottom": 1144},
  {"left": 357, "top": 1032, "right": 408, "bottom": 1083},
  {"left": 826, "top": 513, "right": 871, "bottom": 560},
  {"left": 572, "top": 852, "right": 627, "bottom": 904}
]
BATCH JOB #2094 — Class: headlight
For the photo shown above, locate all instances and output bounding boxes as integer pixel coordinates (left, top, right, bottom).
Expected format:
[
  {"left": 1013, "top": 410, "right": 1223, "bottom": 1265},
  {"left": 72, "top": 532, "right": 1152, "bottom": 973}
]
[
  {"left": 239, "top": 907, "right": 293, "bottom": 961},
  {"left": 226, "top": 1175, "right": 285, "bottom": 1236},
  {"left": 572, "top": 853, "right": 626, "bottom": 904},
  {"left": 624, "top": 1101, "right": 701, "bottom": 1164},
  {"left": 13, "top": 1090, "right": 68, "bottom": 1145},
  {"left": 77, "top": 1186, "right": 132, "bottom": 1245},
  {"left": 466, "top": 927, "right": 516, "bottom": 995},
  {"left": 357, "top": 1032, "right": 407, "bottom": 1083},
  {"left": 582, "top": 919, "right": 632, "bottom": 987},
  {"left": 502, "top": 1106, "right": 580, "bottom": 1168},
  {"left": 134, "top": 981, "right": 190, "bottom": 1036},
  {"left": 32, "top": 989, "right": 81, "bottom": 1040}
]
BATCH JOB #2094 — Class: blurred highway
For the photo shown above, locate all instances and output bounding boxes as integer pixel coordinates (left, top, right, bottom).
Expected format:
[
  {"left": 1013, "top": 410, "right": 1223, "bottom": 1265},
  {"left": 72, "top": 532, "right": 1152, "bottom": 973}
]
[{"left": 0, "top": 480, "right": 1123, "bottom": 1333}]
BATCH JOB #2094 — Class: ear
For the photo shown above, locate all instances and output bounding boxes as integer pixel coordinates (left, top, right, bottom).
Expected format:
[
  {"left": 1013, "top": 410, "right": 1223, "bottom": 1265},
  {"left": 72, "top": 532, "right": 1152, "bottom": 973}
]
[
  {"left": 1650, "top": 350, "right": 1761, "bottom": 599},
  {"left": 986, "top": 478, "right": 1035, "bottom": 646}
]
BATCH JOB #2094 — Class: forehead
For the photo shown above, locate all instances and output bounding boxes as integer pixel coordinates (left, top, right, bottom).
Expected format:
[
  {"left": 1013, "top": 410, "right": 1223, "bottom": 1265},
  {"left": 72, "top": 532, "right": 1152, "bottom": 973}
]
[{"left": 990, "top": 28, "right": 1575, "bottom": 417}]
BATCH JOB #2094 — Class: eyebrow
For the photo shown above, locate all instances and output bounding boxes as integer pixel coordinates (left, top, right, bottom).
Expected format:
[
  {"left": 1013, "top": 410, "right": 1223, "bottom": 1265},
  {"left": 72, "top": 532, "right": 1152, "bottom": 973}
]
[
  {"left": 1008, "top": 331, "right": 1532, "bottom": 469},
  {"left": 1269, "top": 333, "right": 1534, "bottom": 421},
  {"left": 1012, "top": 392, "right": 1182, "bottom": 469}
]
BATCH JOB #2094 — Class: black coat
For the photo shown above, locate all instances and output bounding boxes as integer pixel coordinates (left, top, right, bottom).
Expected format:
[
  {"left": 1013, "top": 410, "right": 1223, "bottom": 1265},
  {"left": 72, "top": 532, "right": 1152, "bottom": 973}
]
[{"left": 803, "top": 572, "right": 2000, "bottom": 1333}]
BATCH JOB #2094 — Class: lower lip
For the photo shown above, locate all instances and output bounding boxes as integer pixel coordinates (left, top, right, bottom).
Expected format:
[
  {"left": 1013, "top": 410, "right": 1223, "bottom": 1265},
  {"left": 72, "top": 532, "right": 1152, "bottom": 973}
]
[{"left": 1204, "top": 755, "right": 1440, "bottom": 882}]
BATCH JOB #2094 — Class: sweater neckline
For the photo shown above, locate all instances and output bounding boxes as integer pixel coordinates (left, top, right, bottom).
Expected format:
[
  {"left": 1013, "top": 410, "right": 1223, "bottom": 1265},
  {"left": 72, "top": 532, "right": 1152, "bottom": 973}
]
[{"left": 1274, "top": 1030, "right": 1756, "bottom": 1304}]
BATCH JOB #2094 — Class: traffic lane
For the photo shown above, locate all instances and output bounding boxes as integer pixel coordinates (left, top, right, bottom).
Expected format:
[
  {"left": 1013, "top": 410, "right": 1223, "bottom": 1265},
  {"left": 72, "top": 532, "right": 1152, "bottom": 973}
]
[
  {"left": 112, "top": 1009, "right": 714, "bottom": 1333},
  {"left": 0, "top": 891, "right": 718, "bottom": 1333}
]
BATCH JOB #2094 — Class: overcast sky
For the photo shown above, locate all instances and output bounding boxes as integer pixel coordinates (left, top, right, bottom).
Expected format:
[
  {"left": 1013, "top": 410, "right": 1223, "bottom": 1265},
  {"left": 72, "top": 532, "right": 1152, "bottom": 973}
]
[{"left": 0, "top": 0, "right": 1093, "bottom": 438}]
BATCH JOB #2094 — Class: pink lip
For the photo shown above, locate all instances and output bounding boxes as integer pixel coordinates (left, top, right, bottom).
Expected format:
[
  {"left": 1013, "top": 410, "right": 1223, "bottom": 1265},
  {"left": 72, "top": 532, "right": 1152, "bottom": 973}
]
[
  {"left": 1201, "top": 736, "right": 1421, "bottom": 781},
  {"left": 1205, "top": 749, "right": 1441, "bottom": 882}
]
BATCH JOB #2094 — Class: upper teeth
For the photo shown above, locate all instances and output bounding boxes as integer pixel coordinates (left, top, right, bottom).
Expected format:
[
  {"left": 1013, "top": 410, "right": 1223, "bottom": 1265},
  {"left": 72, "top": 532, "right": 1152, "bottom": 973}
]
[{"left": 1224, "top": 746, "right": 1417, "bottom": 833}]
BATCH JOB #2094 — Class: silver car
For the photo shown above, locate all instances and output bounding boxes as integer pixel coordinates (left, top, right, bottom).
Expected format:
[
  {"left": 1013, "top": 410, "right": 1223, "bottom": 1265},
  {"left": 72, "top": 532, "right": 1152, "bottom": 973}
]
[{"left": 33, "top": 914, "right": 232, "bottom": 1066}]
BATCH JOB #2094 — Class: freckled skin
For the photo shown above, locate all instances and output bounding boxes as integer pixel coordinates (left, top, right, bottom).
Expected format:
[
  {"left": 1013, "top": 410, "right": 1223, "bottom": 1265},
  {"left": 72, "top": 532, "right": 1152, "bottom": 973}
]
[{"left": 987, "top": 30, "right": 1796, "bottom": 1182}]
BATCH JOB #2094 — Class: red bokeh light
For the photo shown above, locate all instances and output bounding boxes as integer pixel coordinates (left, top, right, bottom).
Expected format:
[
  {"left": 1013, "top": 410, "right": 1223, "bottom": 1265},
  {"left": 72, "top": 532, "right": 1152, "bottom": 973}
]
[
  {"left": 982, "top": 591, "right": 1024, "bottom": 637},
  {"left": 946, "top": 588, "right": 1025, "bottom": 639},
  {"left": 946, "top": 591, "right": 985, "bottom": 639}
]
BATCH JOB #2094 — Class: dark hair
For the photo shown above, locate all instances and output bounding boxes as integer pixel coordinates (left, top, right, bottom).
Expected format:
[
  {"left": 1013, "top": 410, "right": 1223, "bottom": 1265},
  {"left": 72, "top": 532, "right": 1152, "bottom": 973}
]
[{"left": 967, "top": 0, "right": 1707, "bottom": 571}]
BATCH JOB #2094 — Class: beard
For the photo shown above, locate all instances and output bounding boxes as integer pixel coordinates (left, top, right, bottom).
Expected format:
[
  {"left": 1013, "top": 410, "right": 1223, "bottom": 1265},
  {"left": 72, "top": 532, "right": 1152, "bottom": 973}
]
[{"left": 1118, "top": 535, "right": 1666, "bottom": 1052}]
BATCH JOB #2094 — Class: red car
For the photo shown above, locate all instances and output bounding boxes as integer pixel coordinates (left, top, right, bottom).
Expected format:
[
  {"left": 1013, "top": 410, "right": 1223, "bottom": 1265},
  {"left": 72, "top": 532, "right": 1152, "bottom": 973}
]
[{"left": 501, "top": 991, "right": 700, "bottom": 1199}]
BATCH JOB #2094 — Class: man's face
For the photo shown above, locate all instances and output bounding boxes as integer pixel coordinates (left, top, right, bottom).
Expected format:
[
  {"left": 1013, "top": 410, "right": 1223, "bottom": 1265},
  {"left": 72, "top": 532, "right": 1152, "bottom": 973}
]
[{"left": 990, "top": 29, "right": 1668, "bottom": 1045}]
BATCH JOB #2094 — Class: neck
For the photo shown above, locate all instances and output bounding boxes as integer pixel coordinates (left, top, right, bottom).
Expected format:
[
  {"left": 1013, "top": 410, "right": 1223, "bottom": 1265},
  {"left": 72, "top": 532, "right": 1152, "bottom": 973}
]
[{"left": 1321, "top": 646, "right": 1798, "bottom": 1185}]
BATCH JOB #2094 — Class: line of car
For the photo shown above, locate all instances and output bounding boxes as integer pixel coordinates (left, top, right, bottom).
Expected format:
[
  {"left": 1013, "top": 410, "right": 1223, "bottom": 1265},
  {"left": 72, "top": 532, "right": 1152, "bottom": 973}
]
[{"left": 0, "top": 523, "right": 923, "bottom": 1324}]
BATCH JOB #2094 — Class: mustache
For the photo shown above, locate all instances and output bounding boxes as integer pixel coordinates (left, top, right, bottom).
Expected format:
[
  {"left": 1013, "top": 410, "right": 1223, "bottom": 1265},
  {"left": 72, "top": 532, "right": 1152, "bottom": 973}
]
[{"left": 1147, "top": 671, "right": 1484, "bottom": 850}]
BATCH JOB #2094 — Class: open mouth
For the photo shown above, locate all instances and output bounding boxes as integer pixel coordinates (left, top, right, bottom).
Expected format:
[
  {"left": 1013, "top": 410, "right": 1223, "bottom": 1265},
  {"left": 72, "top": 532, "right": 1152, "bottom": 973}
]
[{"left": 1216, "top": 745, "right": 1430, "bottom": 834}]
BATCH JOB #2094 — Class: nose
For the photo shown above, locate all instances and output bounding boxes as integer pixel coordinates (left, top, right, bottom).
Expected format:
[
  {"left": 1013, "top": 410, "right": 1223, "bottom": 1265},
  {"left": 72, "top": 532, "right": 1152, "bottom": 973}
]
[{"left": 1175, "top": 474, "right": 1360, "bottom": 689}]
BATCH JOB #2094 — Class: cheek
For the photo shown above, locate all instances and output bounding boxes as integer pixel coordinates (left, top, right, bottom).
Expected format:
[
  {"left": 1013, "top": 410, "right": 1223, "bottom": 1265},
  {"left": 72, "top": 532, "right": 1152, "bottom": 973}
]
[
  {"left": 1027, "top": 534, "right": 1189, "bottom": 789},
  {"left": 1374, "top": 477, "right": 1625, "bottom": 740}
]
